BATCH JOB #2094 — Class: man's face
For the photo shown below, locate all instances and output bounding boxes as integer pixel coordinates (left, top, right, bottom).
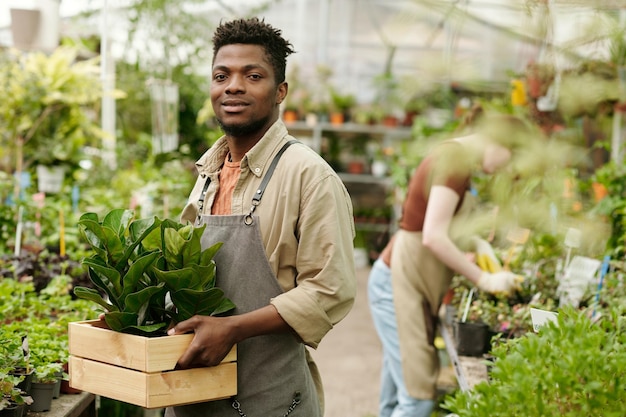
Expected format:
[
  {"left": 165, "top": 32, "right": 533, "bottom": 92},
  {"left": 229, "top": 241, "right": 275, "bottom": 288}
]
[{"left": 210, "top": 44, "right": 286, "bottom": 138}]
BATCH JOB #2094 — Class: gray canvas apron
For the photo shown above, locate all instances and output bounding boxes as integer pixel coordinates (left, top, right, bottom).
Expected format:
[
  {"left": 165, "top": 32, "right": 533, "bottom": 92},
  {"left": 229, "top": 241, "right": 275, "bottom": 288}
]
[{"left": 166, "top": 141, "right": 320, "bottom": 417}]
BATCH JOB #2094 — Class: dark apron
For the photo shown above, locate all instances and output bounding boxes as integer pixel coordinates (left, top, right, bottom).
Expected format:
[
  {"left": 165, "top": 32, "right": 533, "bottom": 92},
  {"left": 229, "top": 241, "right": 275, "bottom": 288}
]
[{"left": 166, "top": 141, "right": 320, "bottom": 417}]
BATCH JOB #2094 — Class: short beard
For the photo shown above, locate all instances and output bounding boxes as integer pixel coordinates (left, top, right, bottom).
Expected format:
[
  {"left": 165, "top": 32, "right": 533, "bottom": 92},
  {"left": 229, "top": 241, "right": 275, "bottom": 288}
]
[{"left": 217, "top": 115, "right": 272, "bottom": 138}]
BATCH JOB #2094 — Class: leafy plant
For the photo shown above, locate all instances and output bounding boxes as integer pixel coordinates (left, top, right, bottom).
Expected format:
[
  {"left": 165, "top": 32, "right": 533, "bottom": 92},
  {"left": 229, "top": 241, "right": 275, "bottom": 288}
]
[
  {"left": 73, "top": 209, "right": 235, "bottom": 336},
  {"left": 0, "top": 371, "right": 32, "bottom": 411},
  {"left": 32, "top": 362, "right": 63, "bottom": 385},
  {"left": 0, "top": 328, "right": 33, "bottom": 410},
  {"left": 590, "top": 161, "right": 626, "bottom": 258},
  {"left": 442, "top": 306, "right": 626, "bottom": 416},
  {"left": 0, "top": 47, "right": 105, "bottom": 175}
]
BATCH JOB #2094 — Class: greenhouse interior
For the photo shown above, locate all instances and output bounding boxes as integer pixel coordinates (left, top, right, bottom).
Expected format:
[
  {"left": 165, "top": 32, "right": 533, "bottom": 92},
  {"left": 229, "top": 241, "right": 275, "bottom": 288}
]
[{"left": 2, "top": 1, "right": 626, "bottom": 416}]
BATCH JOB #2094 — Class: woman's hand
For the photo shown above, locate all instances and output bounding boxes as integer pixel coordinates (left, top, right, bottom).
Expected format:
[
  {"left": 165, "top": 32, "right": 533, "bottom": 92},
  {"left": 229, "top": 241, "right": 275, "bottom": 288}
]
[{"left": 477, "top": 271, "right": 524, "bottom": 295}]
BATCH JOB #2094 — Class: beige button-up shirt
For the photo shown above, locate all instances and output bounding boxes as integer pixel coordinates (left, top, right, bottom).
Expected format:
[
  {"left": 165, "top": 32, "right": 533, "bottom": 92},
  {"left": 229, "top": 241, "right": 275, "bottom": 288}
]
[{"left": 181, "top": 120, "right": 356, "bottom": 348}]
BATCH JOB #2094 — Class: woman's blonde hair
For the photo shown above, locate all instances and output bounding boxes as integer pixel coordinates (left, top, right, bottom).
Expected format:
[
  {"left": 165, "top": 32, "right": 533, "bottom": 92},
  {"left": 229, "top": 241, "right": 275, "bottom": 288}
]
[{"left": 475, "top": 112, "right": 535, "bottom": 150}]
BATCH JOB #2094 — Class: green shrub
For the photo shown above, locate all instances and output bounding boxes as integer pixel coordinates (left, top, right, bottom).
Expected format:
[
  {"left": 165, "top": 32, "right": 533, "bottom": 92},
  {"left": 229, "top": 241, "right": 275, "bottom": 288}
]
[{"left": 443, "top": 306, "right": 626, "bottom": 416}]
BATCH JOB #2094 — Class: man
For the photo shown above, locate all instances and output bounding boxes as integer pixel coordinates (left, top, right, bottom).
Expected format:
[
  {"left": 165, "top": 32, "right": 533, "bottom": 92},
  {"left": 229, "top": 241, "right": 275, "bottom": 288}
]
[{"left": 166, "top": 17, "right": 357, "bottom": 417}]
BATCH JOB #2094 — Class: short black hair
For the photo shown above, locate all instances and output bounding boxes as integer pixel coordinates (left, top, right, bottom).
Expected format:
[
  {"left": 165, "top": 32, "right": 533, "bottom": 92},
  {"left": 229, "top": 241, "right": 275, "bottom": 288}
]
[{"left": 212, "top": 17, "right": 295, "bottom": 84}]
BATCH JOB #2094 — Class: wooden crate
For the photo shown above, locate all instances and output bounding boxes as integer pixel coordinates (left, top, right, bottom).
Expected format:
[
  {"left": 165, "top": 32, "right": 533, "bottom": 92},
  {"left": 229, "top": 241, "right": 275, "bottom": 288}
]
[{"left": 68, "top": 320, "right": 237, "bottom": 408}]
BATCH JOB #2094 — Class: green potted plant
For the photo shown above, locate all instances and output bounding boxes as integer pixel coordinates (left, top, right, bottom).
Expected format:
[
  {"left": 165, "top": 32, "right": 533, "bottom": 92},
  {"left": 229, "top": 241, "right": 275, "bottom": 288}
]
[
  {"left": 0, "top": 329, "right": 33, "bottom": 415},
  {"left": 67, "top": 209, "right": 238, "bottom": 409},
  {"left": 72, "top": 208, "right": 235, "bottom": 335},
  {"left": 0, "top": 47, "right": 105, "bottom": 199},
  {"left": 0, "top": 372, "right": 32, "bottom": 416},
  {"left": 29, "top": 361, "right": 62, "bottom": 413},
  {"left": 329, "top": 87, "right": 356, "bottom": 125}
]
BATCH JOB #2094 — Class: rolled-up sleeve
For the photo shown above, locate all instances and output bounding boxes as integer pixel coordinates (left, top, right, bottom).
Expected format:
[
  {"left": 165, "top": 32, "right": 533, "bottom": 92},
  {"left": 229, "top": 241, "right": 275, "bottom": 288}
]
[{"left": 270, "top": 172, "right": 357, "bottom": 348}]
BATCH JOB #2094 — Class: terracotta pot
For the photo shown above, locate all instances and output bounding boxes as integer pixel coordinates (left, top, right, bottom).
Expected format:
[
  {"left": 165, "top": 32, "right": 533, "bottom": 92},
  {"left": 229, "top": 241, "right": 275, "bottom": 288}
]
[
  {"left": 347, "top": 161, "right": 365, "bottom": 174},
  {"left": 382, "top": 115, "right": 398, "bottom": 127},
  {"left": 330, "top": 112, "right": 344, "bottom": 125},
  {"left": 283, "top": 109, "right": 298, "bottom": 123},
  {"left": 592, "top": 182, "right": 608, "bottom": 202}
]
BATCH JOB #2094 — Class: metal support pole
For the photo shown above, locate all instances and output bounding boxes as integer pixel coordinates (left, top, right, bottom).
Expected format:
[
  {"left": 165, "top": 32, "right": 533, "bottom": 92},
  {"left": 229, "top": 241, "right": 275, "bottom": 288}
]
[{"left": 100, "top": 0, "right": 117, "bottom": 170}]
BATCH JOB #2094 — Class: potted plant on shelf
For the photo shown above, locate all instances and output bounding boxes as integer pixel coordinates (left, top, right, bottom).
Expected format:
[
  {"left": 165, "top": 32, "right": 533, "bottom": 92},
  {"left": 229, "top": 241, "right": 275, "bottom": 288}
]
[
  {"left": 329, "top": 87, "right": 356, "bottom": 125},
  {"left": 68, "top": 209, "right": 238, "bottom": 408}
]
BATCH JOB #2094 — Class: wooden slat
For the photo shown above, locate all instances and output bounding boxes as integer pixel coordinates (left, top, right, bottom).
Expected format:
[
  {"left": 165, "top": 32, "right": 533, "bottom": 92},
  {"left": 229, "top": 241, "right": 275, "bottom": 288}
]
[
  {"left": 69, "top": 356, "right": 237, "bottom": 409},
  {"left": 69, "top": 320, "right": 236, "bottom": 373}
]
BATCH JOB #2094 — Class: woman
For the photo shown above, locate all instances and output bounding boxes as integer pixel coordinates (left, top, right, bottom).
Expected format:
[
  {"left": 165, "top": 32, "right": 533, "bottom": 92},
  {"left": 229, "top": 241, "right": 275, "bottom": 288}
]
[{"left": 368, "top": 111, "right": 531, "bottom": 417}]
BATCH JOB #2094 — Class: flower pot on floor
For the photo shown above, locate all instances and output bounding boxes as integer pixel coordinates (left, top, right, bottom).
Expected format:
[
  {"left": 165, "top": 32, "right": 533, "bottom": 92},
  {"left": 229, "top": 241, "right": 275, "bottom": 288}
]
[
  {"left": 29, "top": 381, "right": 55, "bottom": 412},
  {"left": 454, "top": 321, "right": 490, "bottom": 357}
]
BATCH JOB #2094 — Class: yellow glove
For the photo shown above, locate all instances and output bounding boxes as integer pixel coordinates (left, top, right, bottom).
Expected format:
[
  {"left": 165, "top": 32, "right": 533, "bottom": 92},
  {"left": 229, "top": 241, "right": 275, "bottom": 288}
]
[
  {"left": 474, "top": 238, "right": 502, "bottom": 273},
  {"left": 477, "top": 271, "right": 524, "bottom": 295}
]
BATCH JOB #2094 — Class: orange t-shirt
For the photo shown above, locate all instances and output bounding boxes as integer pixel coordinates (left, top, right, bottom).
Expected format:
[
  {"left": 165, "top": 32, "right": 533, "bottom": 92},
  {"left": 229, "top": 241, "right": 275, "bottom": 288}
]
[{"left": 211, "top": 156, "right": 241, "bottom": 215}]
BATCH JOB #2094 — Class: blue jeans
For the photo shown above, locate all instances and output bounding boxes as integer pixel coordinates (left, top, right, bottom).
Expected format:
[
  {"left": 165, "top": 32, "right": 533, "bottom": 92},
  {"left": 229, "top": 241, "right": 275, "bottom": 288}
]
[{"left": 368, "top": 259, "right": 435, "bottom": 417}]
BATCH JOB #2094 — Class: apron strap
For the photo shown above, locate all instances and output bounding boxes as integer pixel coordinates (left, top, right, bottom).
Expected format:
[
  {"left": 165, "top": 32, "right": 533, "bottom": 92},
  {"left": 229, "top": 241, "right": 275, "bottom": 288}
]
[
  {"left": 245, "top": 140, "right": 298, "bottom": 224},
  {"left": 197, "top": 175, "right": 212, "bottom": 222},
  {"left": 252, "top": 140, "right": 298, "bottom": 205}
]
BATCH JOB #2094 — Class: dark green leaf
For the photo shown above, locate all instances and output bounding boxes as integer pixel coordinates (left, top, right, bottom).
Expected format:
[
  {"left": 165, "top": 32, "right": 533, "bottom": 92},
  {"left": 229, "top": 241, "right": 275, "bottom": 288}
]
[
  {"left": 130, "top": 216, "right": 163, "bottom": 248},
  {"left": 153, "top": 266, "right": 203, "bottom": 291},
  {"left": 121, "top": 216, "right": 163, "bottom": 267},
  {"left": 73, "top": 287, "right": 117, "bottom": 312},
  {"left": 83, "top": 258, "right": 122, "bottom": 308},
  {"left": 199, "top": 241, "right": 223, "bottom": 266},
  {"left": 101, "top": 226, "right": 126, "bottom": 266},
  {"left": 102, "top": 209, "right": 134, "bottom": 238},
  {"left": 163, "top": 227, "right": 186, "bottom": 269},
  {"left": 123, "top": 283, "right": 166, "bottom": 315},
  {"left": 104, "top": 311, "right": 138, "bottom": 332},
  {"left": 121, "top": 251, "right": 161, "bottom": 300},
  {"left": 171, "top": 287, "right": 236, "bottom": 322},
  {"left": 79, "top": 212, "right": 99, "bottom": 223},
  {"left": 77, "top": 218, "right": 108, "bottom": 260},
  {"left": 179, "top": 225, "right": 202, "bottom": 266}
]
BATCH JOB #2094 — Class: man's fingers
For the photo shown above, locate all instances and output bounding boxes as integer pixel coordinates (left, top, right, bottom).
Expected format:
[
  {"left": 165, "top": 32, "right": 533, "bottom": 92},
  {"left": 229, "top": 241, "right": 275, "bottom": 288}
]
[{"left": 167, "top": 316, "right": 196, "bottom": 336}]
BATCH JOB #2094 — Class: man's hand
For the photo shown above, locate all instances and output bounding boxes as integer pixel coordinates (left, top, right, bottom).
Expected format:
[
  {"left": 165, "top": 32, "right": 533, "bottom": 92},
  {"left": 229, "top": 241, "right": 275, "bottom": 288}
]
[
  {"left": 167, "top": 305, "right": 292, "bottom": 369},
  {"left": 477, "top": 271, "right": 524, "bottom": 295},
  {"left": 168, "top": 315, "right": 237, "bottom": 369}
]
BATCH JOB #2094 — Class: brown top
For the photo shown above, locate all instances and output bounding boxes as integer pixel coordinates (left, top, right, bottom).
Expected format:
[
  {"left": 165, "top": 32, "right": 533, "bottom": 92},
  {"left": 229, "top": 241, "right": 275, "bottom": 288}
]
[{"left": 382, "top": 141, "right": 472, "bottom": 264}]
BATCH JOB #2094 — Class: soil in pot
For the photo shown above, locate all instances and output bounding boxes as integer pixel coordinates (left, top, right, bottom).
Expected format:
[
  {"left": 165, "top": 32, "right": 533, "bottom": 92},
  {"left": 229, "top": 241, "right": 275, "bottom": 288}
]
[{"left": 454, "top": 320, "right": 490, "bottom": 357}]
